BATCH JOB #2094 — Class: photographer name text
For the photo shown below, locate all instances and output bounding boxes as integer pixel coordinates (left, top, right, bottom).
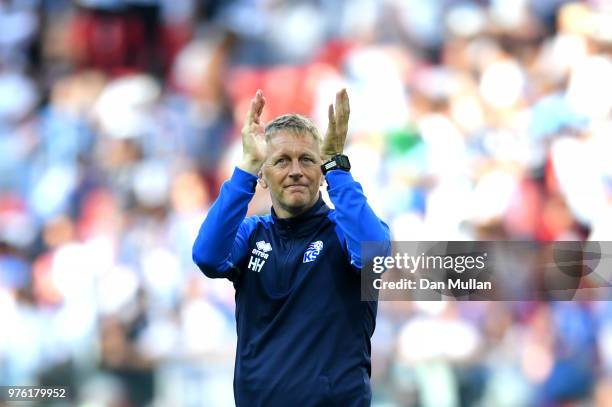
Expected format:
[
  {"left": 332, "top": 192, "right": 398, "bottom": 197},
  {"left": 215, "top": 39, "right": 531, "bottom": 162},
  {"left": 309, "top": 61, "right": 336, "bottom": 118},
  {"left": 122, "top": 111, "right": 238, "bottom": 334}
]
[{"left": 373, "top": 278, "right": 492, "bottom": 291}]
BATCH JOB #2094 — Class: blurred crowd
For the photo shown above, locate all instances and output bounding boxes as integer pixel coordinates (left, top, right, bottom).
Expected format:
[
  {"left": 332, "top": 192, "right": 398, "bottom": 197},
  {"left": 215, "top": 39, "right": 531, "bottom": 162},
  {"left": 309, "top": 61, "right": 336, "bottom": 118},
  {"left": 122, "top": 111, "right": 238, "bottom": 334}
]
[{"left": 1, "top": 0, "right": 612, "bottom": 406}]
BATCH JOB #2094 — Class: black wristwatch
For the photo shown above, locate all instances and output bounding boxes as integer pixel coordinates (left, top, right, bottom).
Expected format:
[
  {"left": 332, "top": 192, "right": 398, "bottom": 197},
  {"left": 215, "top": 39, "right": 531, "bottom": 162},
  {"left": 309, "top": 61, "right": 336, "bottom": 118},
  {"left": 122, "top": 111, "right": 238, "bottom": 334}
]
[{"left": 321, "top": 154, "right": 351, "bottom": 175}]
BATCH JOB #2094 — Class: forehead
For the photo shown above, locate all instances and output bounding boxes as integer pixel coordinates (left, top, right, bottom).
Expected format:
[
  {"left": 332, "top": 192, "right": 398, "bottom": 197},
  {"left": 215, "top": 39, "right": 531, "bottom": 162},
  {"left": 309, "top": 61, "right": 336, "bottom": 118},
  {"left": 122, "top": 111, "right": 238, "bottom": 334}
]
[{"left": 265, "top": 130, "right": 320, "bottom": 157}]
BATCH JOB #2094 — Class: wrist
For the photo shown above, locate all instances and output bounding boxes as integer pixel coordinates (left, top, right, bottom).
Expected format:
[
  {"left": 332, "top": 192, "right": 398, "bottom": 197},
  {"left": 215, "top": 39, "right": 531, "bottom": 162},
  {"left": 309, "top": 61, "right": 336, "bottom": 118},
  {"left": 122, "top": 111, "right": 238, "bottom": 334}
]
[
  {"left": 238, "top": 157, "right": 262, "bottom": 175},
  {"left": 321, "top": 154, "right": 351, "bottom": 175},
  {"left": 321, "top": 151, "right": 341, "bottom": 162}
]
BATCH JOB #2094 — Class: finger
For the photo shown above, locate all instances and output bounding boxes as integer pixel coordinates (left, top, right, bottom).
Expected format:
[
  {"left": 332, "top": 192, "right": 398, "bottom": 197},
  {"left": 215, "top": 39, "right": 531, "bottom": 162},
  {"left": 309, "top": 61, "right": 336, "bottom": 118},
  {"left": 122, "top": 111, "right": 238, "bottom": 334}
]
[
  {"left": 343, "top": 88, "right": 350, "bottom": 115},
  {"left": 335, "top": 88, "right": 350, "bottom": 120},
  {"left": 245, "top": 99, "right": 257, "bottom": 125},
  {"left": 245, "top": 90, "right": 263, "bottom": 124},
  {"left": 252, "top": 90, "right": 265, "bottom": 124},
  {"left": 327, "top": 103, "right": 335, "bottom": 127}
]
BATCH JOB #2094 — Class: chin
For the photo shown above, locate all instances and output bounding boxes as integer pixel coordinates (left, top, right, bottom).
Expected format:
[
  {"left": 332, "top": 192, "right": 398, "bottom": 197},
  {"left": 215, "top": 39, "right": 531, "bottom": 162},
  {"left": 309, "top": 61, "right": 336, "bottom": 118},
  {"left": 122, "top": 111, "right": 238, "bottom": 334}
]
[
  {"left": 286, "top": 198, "right": 307, "bottom": 209},
  {"left": 283, "top": 195, "right": 312, "bottom": 210}
]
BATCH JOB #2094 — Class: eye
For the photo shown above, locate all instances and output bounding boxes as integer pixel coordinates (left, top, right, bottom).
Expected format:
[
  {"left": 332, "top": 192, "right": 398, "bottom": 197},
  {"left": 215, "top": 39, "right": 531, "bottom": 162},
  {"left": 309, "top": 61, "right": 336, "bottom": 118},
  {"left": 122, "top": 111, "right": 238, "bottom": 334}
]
[
  {"left": 301, "top": 156, "right": 315, "bottom": 164},
  {"left": 274, "top": 158, "right": 288, "bottom": 166}
]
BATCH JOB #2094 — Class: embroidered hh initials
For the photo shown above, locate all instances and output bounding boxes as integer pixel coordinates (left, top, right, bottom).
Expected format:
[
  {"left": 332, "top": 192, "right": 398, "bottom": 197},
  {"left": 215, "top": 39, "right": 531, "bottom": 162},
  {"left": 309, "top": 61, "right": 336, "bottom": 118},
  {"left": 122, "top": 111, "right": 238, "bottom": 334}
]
[{"left": 248, "top": 256, "right": 265, "bottom": 272}]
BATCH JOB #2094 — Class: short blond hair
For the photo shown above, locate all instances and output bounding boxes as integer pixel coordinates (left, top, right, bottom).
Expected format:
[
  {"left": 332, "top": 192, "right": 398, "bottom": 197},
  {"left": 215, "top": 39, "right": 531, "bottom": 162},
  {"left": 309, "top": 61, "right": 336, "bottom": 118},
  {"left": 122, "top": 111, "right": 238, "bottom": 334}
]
[{"left": 264, "top": 114, "right": 322, "bottom": 144}]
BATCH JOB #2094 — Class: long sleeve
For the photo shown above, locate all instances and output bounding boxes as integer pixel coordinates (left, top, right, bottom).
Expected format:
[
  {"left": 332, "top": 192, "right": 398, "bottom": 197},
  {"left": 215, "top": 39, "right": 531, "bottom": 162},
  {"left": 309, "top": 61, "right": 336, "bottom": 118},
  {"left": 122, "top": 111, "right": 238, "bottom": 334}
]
[
  {"left": 192, "top": 167, "right": 259, "bottom": 279},
  {"left": 326, "top": 170, "right": 390, "bottom": 269}
]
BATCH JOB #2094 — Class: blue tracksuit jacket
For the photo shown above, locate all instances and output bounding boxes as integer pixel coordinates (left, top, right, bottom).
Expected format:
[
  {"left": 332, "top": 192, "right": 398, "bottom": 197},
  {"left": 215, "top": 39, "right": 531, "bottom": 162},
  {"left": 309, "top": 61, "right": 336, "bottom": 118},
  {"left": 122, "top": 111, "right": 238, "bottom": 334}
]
[{"left": 192, "top": 167, "right": 390, "bottom": 407}]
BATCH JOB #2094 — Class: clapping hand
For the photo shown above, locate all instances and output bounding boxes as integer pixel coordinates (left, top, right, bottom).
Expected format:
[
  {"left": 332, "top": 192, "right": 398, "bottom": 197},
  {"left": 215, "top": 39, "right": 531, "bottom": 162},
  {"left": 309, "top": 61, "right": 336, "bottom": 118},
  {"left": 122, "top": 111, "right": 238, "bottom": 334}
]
[
  {"left": 239, "top": 90, "right": 267, "bottom": 175},
  {"left": 321, "top": 89, "right": 350, "bottom": 161}
]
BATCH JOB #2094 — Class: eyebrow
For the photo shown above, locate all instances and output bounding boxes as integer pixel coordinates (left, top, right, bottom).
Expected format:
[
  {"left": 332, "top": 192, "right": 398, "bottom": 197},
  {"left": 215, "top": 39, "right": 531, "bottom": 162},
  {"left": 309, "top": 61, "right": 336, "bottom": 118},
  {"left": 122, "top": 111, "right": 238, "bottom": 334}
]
[{"left": 270, "top": 152, "right": 317, "bottom": 160}]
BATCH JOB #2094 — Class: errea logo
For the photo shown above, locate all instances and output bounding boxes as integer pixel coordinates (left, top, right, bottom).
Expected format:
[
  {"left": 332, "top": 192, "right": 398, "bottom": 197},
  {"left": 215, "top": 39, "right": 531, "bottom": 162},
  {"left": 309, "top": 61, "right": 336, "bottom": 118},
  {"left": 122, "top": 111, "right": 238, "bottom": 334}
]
[
  {"left": 249, "top": 241, "right": 272, "bottom": 272},
  {"left": 252, "top": 241, "right": 271, "bottom": 259},
  {"left": 256, "top": 241, "right": 272, "bottom": 253}
]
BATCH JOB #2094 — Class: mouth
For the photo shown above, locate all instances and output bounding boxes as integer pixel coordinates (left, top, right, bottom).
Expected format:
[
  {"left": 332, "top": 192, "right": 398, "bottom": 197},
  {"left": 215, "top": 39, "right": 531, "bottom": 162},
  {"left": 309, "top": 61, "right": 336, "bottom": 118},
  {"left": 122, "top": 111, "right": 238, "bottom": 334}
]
[{"left": 285, "top": 184, "right": 308, "bottom": 191}]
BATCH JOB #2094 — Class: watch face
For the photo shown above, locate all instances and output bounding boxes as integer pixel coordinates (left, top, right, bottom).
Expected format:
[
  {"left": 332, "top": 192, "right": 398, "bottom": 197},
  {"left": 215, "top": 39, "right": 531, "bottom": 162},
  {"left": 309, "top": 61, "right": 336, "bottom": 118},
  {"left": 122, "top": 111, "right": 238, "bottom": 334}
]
[{"left": 337, "top": 155, "right": 350, "bottom": 169}]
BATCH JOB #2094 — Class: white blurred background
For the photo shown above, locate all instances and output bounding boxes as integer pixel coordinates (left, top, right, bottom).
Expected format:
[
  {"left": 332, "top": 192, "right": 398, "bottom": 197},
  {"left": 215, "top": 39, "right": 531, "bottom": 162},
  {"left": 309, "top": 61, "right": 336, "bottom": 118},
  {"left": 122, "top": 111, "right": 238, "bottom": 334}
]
[{"left": 1, "top": 0, "right": 612, "bottom": 406}]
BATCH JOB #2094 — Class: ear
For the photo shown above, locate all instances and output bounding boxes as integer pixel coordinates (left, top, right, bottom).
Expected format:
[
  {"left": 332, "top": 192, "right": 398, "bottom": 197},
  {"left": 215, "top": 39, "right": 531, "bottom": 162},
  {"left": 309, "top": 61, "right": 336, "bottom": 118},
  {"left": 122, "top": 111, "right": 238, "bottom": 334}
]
[{"left": 258, "top": 170, "right": 268, "bottom": 189}]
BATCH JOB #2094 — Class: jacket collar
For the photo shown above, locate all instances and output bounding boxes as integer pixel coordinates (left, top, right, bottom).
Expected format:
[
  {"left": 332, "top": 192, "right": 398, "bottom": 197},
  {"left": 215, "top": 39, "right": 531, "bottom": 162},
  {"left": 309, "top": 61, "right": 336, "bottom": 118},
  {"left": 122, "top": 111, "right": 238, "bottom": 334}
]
[{"left": 271, "top": 195, "right": 329, "bottom": 237}]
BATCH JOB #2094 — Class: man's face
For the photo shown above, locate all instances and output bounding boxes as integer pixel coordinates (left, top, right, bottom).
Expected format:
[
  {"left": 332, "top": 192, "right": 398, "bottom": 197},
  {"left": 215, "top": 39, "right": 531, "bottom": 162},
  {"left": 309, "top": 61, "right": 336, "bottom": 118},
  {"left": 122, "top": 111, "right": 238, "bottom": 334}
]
[{"left": 260, "top": 131, "right": 323, "bottom": 218}]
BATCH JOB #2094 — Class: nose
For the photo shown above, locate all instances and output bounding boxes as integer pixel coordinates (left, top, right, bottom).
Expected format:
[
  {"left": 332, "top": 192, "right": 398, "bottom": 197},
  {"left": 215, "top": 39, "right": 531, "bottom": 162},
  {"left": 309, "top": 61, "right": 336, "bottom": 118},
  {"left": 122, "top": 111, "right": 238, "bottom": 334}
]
[{"left": 288, "top": 159, "right": 304, "bottom": 179}]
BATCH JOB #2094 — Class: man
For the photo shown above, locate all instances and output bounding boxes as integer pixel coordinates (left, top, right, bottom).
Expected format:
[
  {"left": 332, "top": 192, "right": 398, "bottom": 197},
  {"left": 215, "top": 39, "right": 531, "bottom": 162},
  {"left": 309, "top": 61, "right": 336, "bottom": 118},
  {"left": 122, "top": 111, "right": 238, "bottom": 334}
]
[{"left": 192, "top": 89, "right": 389, "bottom": 406}]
